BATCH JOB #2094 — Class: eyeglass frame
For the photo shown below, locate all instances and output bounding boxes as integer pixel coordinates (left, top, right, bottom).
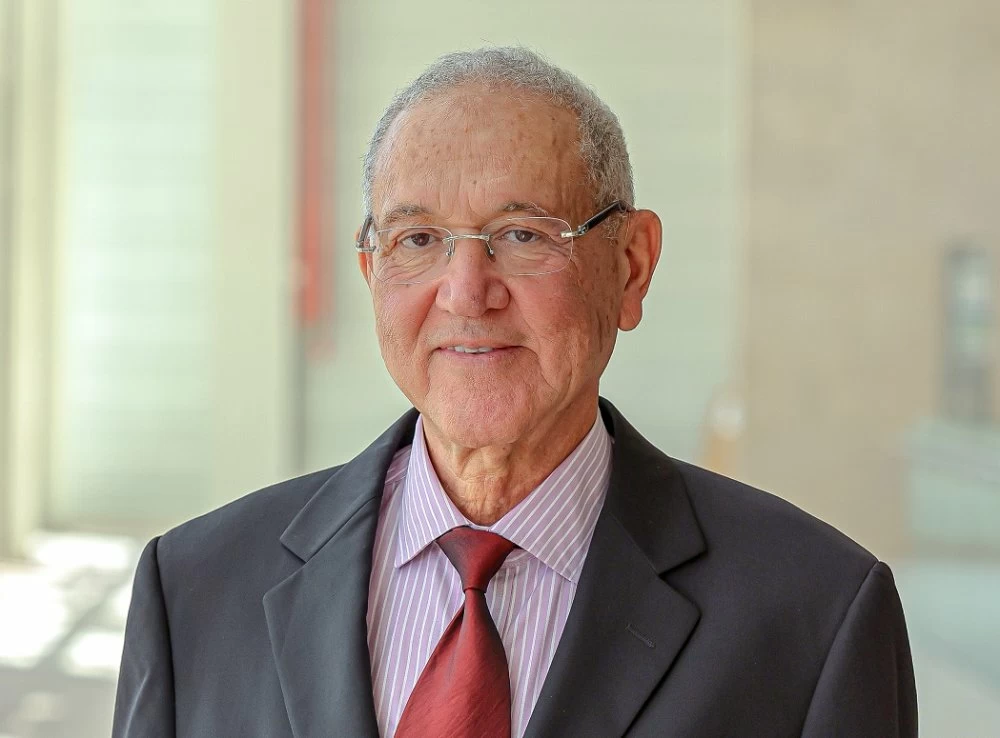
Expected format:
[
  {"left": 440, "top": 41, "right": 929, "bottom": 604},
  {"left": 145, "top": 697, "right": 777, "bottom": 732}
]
[{"left": 354, "top": 200, "right": 633, "bottom": 260}]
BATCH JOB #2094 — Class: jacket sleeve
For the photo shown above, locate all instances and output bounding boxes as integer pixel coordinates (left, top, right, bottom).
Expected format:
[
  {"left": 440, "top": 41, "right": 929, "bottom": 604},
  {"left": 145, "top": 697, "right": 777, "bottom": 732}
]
[
  {"left": 801, "top": 561, "right": 918, "bottom": 737},
  {"left": 113, "top": 536, "right": 176, "bottom": 738}
]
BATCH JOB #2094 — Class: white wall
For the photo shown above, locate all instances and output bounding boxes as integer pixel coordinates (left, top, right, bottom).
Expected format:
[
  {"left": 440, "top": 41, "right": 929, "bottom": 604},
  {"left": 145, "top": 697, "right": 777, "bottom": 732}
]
[{"left": 44, "top": 0, "right": 296, "bottom": 532}]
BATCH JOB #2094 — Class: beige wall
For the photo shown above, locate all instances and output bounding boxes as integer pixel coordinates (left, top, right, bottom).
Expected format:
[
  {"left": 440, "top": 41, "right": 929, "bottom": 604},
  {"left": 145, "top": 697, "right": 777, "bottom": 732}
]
[
  {"left": 0, "top": 0, "right": 59, "bottom": 556},
  {"left": 744, "top": 1, "right": 1000, "bottom": 557}
]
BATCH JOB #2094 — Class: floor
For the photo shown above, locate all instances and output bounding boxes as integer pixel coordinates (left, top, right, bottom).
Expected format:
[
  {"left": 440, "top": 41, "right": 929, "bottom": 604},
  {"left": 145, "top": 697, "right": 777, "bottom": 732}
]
[{"left": 0, "top": 533, "right": 997, "bottom": 737}]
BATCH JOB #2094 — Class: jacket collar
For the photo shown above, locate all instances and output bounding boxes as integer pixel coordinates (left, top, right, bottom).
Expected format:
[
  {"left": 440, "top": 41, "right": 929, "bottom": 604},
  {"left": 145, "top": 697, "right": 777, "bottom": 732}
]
[
  {"left": 278, "top": 408, "right": 419, "bottom": 562},
  {"left": 598, "top": 398, "right": 706, "bottom": 573},
  {"left": 278, "top": 398, "right": 705, "bottom": 569}
]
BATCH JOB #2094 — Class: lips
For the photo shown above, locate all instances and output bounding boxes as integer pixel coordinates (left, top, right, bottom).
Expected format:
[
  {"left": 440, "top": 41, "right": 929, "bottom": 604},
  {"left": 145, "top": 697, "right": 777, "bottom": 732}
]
[
  {"left": 447, "top": 345, "right": 497, "bottom": 353},
  {"left": 436, "top": 343, "right": 519, "bottom": 357}
]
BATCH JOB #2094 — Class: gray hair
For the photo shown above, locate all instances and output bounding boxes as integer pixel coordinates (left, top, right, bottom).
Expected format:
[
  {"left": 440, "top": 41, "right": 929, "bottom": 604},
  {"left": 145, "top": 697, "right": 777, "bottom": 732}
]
[{"left": 361, "top": 46, "right": 634, "bottom": 216}]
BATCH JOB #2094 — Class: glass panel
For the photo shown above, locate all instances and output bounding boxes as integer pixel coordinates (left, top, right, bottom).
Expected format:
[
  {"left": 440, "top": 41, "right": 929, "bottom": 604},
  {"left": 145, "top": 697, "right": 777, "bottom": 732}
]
[{"left": 47, "top": 0, "right": 218, "bottom": 530}]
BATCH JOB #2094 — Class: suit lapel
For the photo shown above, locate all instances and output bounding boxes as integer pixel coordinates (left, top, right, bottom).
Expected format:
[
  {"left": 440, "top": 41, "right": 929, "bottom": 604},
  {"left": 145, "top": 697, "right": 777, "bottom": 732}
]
[
  {"left": 523, "top": 399, "right": 707, "bottom": 738},
  {"left": 263, "top": 410, "right": 419, "bottom": 738}
]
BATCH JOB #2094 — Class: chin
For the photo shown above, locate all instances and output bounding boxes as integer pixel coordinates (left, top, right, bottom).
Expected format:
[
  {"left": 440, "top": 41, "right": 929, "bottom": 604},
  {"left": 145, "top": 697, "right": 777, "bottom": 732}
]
[{"left": 424, "top": 386, "right": 536, "bottom": 449}]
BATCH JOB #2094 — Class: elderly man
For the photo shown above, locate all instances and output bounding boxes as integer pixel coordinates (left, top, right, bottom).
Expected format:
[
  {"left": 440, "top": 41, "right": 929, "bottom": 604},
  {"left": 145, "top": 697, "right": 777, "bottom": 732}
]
[{"left": 114, "top": 48, "right": 917, "bottom": 737}]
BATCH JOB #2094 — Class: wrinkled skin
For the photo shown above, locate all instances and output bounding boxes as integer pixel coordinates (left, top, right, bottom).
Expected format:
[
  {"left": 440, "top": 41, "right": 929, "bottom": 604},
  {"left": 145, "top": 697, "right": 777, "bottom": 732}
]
[{"left": 360, "top": 84, "right": 662, "bottom": 524}]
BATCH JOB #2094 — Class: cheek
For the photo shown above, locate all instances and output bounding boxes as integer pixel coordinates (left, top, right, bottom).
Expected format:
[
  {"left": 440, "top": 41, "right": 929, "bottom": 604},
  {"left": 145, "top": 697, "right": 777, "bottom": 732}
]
[
  {"left": 580, "top": 248, "right": 624, "bottom": 339},
  {"left": 530, "top": 251, "right": 622, "bottom": 365},
  {"left": 516, "top": 280, "right": 602, "bottom": 368},
  {"left": 373, "top": 286, "right": 432, "bottom": 362}
]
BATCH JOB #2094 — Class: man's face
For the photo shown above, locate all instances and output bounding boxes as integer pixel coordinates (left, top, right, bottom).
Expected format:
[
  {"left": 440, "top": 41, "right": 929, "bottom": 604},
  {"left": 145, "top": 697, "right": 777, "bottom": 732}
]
[{"left": 362, "top": 85, "right": 633, "bottom": 449}]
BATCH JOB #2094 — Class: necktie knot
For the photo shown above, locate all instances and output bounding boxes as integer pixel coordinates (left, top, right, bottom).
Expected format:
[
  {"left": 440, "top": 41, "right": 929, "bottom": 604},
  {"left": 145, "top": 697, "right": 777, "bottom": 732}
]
[{"left": 437, "top": 527, "right": 515, "bottom": 593}]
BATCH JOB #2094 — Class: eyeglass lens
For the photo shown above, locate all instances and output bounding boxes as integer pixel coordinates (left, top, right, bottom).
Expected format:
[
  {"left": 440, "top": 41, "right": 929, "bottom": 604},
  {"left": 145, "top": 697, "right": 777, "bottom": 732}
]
[{"left": 369, "top": 217, "right": 573, "bottom": 284}]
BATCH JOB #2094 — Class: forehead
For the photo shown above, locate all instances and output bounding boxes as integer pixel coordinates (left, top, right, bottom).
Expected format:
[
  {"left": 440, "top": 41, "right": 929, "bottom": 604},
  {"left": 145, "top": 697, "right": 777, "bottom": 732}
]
[{"left": 372, "top": 85, "right": 588, "bottom": 219}]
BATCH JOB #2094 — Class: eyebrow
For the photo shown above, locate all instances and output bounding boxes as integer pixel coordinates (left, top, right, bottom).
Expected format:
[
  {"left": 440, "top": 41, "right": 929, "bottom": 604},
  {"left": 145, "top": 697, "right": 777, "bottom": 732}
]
[
  {"left": 377, "top": 200, "right": 554, "bottom": 228},
  {"left": 499, "top": 201, "right": 552, "bottom": 217},
  {"left": 379, "top": 203, "right": 434, "bottom": 228}
]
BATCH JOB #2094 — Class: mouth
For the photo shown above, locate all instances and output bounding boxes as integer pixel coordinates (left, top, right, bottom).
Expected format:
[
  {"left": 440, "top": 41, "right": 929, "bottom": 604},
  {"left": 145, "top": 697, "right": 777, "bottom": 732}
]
[
  {"left": 445, "top": 345, "right": 500, "bottom": 354},
  {"left": 436, "top": 344, "right": 519, "bottom": 358}
]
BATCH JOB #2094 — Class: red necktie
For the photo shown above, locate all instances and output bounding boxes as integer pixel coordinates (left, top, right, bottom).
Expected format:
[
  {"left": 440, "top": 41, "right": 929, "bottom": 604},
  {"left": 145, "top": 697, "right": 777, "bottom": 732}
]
[{"left": 394, "top": 526, "right": 516, "bottom": 738}]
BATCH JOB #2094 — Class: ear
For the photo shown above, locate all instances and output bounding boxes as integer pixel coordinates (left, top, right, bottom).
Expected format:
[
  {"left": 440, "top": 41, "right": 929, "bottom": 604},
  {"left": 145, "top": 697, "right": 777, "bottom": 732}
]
[{"left": 617, "top": 209, "right": 662, "bottom": 331}]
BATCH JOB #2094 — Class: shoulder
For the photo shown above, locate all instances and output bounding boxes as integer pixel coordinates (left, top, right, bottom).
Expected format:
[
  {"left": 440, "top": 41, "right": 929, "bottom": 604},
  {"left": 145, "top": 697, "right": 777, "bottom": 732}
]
[
  {"left": 679, "top": 459, "right": 873, "bottom": 562},
  {"left": 602, "top": 399, "right": 874, "bottom": 582},
  {"left": 669, "top": 459, "right": 878, "bottom": 602},
  {"left": 154, "top": 465, "right": 342, "bottom": 574}
]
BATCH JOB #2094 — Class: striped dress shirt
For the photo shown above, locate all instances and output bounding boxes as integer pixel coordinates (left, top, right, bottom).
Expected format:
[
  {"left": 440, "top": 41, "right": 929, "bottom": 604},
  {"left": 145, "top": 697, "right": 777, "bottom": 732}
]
[{"left": 366, "top": 413, "right": 613, "bottom": 738}]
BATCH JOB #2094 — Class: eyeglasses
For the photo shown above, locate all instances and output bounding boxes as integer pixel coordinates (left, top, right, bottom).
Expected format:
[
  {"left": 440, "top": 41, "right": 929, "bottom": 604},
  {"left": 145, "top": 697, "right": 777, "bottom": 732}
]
[{"left": 355, "top": 200, "right": 632, "bottom": 285}]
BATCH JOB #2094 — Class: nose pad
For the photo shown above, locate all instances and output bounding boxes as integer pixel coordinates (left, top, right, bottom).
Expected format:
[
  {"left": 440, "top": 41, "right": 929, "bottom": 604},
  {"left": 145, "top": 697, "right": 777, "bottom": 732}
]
[
  {"left": 435, "top": 234, "right": 509, "bottom": 315},
  {"left": 445, "top": 234, "right": 495, "bottom": 260}
]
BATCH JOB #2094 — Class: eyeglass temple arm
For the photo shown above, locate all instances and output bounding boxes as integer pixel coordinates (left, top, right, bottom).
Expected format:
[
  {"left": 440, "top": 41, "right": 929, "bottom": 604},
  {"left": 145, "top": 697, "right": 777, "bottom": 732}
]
[
  {"left": 561, "top": 200, "right": 633, "bottom": 238},
  {"left": 356, "top": 214, "right": 374, "bottom": 252}
]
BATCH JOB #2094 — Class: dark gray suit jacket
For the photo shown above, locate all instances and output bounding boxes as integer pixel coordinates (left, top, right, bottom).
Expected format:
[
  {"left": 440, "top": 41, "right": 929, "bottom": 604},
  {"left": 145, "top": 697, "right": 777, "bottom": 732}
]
[{"left": 113, "top": 399, "right": 917, "bottom": 737}]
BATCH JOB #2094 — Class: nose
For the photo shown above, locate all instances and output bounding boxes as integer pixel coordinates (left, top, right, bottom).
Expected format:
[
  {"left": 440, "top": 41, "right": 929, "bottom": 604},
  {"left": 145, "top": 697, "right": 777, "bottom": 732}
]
[{"left": 435, "top": 237, "right": 510, "bottom": 317}]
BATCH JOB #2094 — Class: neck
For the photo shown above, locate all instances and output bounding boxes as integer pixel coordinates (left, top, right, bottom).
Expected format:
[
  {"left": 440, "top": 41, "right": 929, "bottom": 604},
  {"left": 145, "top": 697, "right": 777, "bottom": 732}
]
[{"left": 421, "top": 398, "right": 600, "bottom": 525}]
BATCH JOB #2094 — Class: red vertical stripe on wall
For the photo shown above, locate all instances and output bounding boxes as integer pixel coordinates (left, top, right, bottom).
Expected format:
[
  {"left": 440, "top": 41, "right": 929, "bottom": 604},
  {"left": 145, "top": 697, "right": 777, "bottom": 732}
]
[{"left": 298, "top": 0, "right": 325, "bottom": 332}]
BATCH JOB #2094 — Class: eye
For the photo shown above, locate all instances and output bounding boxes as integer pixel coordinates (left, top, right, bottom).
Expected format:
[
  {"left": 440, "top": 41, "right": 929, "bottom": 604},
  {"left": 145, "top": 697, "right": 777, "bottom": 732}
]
[
  {"left": 498, "top": 228, "right": 543, "bottom": 244},
  {"left": 398, "top": 230, "right": 442, "bottom": 250}
]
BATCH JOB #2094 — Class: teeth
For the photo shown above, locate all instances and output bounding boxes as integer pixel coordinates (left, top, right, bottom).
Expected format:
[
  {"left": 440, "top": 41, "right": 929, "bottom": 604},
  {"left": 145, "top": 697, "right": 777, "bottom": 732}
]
[{"left": 449, "top": 346, "right": 495, "bottom": 353}]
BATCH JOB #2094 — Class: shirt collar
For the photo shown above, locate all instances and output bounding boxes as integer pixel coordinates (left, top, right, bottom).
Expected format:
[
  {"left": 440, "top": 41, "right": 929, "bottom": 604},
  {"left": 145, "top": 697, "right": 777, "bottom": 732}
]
[{"left": 395, "top": 413, "right": 612, "bottom": 583}]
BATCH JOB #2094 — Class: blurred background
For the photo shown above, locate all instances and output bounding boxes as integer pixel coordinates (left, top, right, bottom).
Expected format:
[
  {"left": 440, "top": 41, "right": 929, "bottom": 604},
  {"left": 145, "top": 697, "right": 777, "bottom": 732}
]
[{"left": 0, "top": 0, "right": 997, "bottom": 735}]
